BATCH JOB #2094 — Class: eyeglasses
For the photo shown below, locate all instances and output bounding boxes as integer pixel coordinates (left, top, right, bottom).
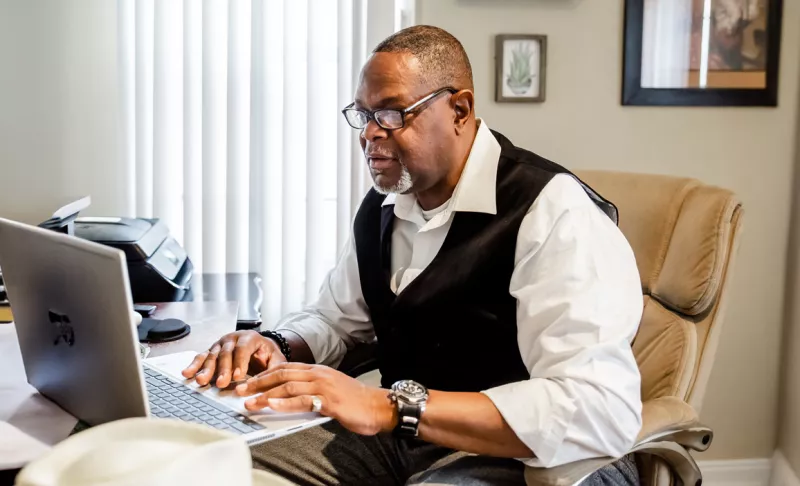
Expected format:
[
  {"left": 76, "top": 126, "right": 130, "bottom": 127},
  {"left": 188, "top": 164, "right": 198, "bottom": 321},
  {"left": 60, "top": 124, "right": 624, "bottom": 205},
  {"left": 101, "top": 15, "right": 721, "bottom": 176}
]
[{"left": 341, "top": 87, "right": 456, "bottom": 130}]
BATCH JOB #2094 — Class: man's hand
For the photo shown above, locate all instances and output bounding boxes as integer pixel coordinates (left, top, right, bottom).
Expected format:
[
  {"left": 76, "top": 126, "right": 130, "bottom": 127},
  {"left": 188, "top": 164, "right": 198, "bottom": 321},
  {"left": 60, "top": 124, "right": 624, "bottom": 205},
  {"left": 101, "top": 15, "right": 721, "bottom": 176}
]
[
  {"left": 181, "top": 331, "right": 286, "bottom": 389},
  {"left": 234, "top": 363, "right": 397, "bottom": 436}
]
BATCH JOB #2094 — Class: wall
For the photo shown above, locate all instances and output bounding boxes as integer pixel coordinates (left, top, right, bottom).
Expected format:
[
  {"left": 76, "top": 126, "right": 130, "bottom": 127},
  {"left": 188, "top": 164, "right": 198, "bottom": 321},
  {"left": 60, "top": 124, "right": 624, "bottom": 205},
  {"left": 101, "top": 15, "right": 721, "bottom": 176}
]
[
  {"left": 0, "top": 0, "right": 127, "bottom": 224},
  {"left": 779, "top": 61, "right": 800, "bottom": 474},
  {"left": 418, "top": 0, "right": 800, "bottom": 460}
]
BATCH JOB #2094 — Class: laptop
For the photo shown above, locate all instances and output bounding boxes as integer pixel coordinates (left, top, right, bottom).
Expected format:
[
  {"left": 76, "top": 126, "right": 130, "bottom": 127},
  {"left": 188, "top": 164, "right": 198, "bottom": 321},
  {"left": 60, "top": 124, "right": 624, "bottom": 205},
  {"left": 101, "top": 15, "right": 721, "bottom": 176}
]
[{"left": 0, "top": 217, "right": 330, "bottom": 446}]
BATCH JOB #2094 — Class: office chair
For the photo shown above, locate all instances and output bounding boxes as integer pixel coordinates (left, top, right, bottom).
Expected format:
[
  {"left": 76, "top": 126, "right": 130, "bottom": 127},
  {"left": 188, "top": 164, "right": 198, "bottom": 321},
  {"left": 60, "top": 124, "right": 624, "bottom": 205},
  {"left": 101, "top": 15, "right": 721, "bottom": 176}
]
[{"left": 522, "top": 171, "right": 743, "bottom": 485}]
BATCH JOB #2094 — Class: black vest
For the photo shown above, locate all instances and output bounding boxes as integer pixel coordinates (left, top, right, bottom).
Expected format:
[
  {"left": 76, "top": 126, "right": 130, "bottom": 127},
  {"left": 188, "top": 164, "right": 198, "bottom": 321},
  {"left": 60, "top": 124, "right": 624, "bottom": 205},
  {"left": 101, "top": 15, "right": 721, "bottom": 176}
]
[{"left": 353, "top": 130, "right": 616, "bottom": 392}]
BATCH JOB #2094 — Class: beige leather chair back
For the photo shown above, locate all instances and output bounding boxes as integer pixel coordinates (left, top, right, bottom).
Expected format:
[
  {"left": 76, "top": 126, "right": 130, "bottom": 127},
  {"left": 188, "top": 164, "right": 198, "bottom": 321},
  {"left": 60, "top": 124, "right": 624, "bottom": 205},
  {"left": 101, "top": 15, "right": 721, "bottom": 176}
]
[{"left": 575, "top": 170, "right": 743, "bottom": 484}]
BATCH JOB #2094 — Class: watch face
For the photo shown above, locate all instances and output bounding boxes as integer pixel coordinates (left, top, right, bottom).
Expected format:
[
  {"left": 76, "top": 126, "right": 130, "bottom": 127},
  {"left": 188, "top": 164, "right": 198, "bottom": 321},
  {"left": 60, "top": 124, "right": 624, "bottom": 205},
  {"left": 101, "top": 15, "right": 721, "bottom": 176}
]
[{"left": 394, "top": 380, "right": 427, "bottom": 400}]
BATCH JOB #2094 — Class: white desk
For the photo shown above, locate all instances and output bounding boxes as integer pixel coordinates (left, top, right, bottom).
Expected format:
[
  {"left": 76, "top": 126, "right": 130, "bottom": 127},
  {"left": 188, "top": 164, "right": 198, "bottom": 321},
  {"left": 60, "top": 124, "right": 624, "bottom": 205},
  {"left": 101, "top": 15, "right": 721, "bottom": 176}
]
[
  {"left": 0, "top": 301, "right": 240, "bottom": 471},
  {"left": 0, "top": 324, "right": 77, "bottom": 470}
]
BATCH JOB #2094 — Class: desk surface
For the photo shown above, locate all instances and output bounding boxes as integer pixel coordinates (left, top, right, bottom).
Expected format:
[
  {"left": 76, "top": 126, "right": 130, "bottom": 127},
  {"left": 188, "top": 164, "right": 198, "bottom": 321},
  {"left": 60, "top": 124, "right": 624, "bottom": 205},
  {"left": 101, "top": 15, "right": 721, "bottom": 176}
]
[
  {"left": 146, "top": 301, "right": 239, "bottom": 357},
  {"left": 181, "top": 273, "right": 262, "bottom": 328},
  {"left": 1, "top": 300, "right": 240, "bottom": 475}
]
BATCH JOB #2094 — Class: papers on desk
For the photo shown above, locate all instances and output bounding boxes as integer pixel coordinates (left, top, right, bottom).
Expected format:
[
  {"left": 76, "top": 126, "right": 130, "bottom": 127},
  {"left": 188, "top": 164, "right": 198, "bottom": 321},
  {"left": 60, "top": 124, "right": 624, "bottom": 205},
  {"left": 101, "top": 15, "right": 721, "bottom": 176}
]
[
  {"left": 0, "top": 324, "right": 78, "bottom": 469},
  {"left": 0, "top": 422, "right": 49, "bottom": 470}
]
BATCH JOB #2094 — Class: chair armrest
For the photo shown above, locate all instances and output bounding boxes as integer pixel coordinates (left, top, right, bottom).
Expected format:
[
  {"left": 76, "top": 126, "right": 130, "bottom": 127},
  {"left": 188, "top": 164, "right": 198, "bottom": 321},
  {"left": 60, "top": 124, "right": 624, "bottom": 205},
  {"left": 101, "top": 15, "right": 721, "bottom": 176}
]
[
  {"left": 635, "top": 396, "right": 711, "bottom": 451},
  {"left": 523, "top": 397, "right": 710, "bottom": 486}
]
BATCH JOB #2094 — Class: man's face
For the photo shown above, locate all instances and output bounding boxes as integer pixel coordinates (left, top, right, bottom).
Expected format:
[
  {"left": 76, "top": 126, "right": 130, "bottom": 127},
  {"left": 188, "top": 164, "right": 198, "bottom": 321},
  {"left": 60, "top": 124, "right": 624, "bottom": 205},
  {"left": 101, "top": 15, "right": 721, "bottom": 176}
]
[{"left": 354, "top": 53, "right": 455, "bottom": 195}]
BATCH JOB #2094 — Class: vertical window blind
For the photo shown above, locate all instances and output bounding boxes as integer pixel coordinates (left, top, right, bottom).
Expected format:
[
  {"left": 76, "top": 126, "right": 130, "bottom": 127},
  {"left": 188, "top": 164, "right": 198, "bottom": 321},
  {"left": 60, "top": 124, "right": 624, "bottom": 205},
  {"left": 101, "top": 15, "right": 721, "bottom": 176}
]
[{"left": 117, "top": 0, "right": 411, "bottom": 324}]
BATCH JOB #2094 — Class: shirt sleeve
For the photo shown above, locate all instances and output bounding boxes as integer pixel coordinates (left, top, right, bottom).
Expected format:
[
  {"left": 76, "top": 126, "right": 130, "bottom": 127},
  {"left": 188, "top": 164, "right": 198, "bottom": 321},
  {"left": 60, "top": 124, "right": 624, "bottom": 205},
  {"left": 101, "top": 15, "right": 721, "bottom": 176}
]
[
  {"left": 274, "top": 232, "right": 375, "bottom": 368},
  {"left": 481, "top": 174, "right": 644, "bottom": 468}
]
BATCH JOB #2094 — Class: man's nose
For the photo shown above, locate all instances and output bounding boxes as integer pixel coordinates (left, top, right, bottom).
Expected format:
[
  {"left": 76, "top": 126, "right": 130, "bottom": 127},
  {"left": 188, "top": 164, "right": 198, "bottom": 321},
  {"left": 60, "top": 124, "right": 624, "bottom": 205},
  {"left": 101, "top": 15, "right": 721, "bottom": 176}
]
[{"left": 361, "top": 118, "right": 389, "bottom": 143}]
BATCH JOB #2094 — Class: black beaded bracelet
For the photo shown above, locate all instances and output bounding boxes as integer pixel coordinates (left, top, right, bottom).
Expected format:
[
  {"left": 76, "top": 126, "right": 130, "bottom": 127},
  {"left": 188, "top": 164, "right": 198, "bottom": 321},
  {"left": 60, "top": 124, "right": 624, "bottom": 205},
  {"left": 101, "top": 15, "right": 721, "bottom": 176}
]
[{"left": 259, "top": 330, "right": 292, "bottom": 362}]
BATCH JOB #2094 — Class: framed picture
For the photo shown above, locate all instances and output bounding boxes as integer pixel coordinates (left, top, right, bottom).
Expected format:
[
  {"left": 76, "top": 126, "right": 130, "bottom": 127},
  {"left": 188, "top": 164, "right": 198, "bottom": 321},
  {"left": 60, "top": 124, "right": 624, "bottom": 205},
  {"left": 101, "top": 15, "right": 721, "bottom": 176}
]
[
  {"left": 495, "top": 34, "right": 547, "bottom": 103},
  {"left": 622, "top": 0, "right": 783, "bottom": 106}
]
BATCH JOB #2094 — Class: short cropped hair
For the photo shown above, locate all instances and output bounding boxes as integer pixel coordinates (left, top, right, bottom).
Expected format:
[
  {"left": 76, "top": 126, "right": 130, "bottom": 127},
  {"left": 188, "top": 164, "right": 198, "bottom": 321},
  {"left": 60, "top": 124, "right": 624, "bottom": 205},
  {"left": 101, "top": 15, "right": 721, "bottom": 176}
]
[{"left": 373, "top": 25, "right": 474, "bottom": 91}]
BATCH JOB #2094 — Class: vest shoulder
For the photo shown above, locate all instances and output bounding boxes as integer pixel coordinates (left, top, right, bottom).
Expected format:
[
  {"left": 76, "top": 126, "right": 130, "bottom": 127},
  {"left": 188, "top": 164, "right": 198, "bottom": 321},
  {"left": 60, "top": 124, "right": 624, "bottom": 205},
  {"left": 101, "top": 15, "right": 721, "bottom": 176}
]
[
  {"left": 490, "top": 129, "right": 619, "bottom": 223},
  {"left": 491, "top": 129, "right": 570, "bottom": 177}
]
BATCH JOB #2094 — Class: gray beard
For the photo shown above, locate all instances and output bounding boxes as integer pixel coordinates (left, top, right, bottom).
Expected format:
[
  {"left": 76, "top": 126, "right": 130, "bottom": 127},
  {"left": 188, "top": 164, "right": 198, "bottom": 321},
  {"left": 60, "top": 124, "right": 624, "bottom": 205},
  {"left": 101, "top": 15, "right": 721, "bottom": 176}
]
[{"left": 372, "top": 163, "right": 413, "bottom": 195}]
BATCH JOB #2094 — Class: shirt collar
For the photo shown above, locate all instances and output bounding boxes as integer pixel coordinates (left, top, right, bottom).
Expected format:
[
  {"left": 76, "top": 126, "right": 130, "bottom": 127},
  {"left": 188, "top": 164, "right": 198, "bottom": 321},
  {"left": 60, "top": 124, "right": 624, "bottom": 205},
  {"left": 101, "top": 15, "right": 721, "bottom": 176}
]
[{"left": 382, "top": 119, "right": 500, "bottom": 222}]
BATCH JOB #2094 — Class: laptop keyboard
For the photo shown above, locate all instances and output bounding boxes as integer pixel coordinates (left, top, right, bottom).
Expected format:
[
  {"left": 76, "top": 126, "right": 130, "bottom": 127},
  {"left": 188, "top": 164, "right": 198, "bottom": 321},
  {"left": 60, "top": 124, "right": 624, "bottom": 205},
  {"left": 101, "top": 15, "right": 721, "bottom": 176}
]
[{"left": 143, "top": 367, "right": 265, "bottom": 435}]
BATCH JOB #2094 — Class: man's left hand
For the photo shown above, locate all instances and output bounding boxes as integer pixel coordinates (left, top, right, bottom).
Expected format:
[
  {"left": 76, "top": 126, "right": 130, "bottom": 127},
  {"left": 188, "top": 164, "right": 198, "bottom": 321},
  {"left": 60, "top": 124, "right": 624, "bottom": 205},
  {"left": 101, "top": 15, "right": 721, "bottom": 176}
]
[{"left": 235, "top": 363, "right": 397, "bottom": 436}]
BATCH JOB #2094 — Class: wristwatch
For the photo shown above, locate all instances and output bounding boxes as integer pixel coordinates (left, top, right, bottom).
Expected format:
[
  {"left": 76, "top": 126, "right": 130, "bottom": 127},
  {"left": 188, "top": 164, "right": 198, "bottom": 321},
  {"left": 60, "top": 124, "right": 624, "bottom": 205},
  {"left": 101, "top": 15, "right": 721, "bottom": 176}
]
[{"left": 390, "top": 380, "right": 428, "bottom": 438}]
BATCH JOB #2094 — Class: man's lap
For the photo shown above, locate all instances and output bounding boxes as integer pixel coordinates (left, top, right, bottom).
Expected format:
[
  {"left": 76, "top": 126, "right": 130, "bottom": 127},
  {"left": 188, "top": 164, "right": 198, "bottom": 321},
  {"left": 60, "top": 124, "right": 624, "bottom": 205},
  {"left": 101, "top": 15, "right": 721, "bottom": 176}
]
[
  {"left": 250, "top": 421, "right": 523, "bottom": 486},
  {"left": 250, "top": 421, "right": 636, "bottom": 486},
  {"left": 406, "top": 452, "right": 524, "bottom": 485},
  {"left": 251, "top": 421, "right": 405, "bottom": 485}
]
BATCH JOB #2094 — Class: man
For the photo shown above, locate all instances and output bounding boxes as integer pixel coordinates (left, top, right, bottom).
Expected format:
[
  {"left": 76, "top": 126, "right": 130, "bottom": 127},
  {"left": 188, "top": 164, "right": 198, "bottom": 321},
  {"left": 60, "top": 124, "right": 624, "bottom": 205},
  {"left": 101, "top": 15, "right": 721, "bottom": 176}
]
[{"left": 183, "top": 26, "right": 643, "bottom": 485}]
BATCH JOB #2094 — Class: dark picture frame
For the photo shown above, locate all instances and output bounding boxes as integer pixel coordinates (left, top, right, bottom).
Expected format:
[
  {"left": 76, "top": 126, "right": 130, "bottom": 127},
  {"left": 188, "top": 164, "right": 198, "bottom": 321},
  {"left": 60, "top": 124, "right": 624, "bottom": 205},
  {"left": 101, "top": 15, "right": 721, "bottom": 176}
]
[
  {"left": 495, "top": 34, "right": 547, "bottom": 103},
  {"left": 622, "top": 0, "right": 783, "bottom": 107}
]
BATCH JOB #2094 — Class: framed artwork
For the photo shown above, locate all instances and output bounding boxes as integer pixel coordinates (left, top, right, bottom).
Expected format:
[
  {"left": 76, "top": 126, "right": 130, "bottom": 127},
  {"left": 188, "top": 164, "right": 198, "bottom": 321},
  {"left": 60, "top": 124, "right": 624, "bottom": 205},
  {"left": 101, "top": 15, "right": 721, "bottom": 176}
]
[
  {"left": 495, "top": 34, "right": 547, "bottom": 103},
  {"left": 622, "top": 0, "right": 783, "bottom": 106}
]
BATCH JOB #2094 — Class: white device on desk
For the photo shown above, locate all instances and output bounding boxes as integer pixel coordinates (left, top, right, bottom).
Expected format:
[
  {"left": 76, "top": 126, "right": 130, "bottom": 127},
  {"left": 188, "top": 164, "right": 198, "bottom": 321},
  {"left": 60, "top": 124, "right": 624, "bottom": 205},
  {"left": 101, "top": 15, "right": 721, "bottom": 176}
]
[{"left": 0, "top": 217, "right": 330, "bottom": 446}]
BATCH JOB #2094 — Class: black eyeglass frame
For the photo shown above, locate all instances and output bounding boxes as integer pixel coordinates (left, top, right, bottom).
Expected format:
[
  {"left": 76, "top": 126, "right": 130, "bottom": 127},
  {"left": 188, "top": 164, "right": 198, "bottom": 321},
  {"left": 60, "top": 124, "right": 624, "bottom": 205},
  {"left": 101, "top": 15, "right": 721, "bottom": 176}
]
[{"left": 341, "top": 87, "right": 457, "bottom": 130}]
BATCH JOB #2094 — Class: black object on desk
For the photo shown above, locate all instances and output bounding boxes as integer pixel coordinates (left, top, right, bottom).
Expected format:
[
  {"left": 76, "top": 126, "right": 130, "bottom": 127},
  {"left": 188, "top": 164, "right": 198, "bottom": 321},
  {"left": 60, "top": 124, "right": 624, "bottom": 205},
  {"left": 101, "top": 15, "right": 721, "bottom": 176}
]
[
  {"left": 0, "top": 270, "right": 6, "bottom": 304},
  {"left": 133, "top": 304, "right": 157, "bottom": 317},
  {"left": 137, "top": 317, "right": 191, "bottom": 343},
  {"left": 37, "top": 198, "right": 194, "bottom": 303},
  {"left": 0, "top": 468, "right": 19, "bottom": 486},
  {"left": 183, "top": 273, "right": 263, "bottom": 330},
  {"left": 74, "top": 218, "right": 193, "bottom": 303}
]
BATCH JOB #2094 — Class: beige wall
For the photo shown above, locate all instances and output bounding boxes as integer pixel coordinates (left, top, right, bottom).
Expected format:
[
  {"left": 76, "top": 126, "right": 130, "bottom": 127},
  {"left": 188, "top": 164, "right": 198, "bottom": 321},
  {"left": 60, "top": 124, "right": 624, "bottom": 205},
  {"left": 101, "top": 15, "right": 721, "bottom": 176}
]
[
  {"left": 418, "top": 0, "right": 800, "bottom": 459},
  {"left": 779, "top": 66, "right": 800, "bottom": 473},
  {"left": 0, "top": 0, "right": 127, "bottom": 224}
]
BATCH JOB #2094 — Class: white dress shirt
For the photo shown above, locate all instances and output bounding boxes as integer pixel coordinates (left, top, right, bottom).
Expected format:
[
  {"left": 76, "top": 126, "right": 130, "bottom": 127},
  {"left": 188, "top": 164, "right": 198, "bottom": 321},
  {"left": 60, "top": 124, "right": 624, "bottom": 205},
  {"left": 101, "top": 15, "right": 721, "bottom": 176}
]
[{"left": 276, "top": 120, "right": 643, "bottom": 468}]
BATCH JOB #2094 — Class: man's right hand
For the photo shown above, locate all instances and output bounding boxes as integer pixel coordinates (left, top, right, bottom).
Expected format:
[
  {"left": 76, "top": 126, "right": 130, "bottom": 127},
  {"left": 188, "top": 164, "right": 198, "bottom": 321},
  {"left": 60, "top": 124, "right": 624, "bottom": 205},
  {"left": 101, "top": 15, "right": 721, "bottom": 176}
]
[{"left": 181, "top": 331, "right": 287, "bottom": 388}]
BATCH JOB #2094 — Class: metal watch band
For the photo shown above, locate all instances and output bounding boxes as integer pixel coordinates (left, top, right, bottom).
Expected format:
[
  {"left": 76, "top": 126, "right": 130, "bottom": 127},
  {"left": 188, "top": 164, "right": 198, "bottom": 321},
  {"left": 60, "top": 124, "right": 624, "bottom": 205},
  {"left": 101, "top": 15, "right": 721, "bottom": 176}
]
[
  {"left": 394, "top": 399, "right": 422, "bottom": 438},
  {"left": 258, "top": 330, "right": 292, "bottom": 362}
]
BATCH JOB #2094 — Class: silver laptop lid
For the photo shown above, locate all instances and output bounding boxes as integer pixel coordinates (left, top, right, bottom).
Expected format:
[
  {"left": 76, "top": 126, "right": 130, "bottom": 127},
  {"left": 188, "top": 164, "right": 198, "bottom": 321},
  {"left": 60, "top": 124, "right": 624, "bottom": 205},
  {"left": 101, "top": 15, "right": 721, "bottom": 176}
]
[{"left": 0, "top": 218, "right": 149, "bottom": 425}]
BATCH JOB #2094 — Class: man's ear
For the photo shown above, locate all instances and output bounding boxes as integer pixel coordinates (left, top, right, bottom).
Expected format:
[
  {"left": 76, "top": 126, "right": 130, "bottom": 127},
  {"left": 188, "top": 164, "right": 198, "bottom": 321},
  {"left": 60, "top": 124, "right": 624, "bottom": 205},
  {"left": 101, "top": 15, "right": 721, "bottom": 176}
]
[{"left": 452, "top": 90, "right": 475, "bottom": 133}]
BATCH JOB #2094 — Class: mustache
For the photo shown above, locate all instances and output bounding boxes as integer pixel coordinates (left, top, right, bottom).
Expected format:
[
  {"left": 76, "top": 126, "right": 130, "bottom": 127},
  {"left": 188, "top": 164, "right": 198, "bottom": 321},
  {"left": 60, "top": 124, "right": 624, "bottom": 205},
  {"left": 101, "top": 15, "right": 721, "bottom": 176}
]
[{"left": 365, "top": 148, "right": 397, "bottom": 159}]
